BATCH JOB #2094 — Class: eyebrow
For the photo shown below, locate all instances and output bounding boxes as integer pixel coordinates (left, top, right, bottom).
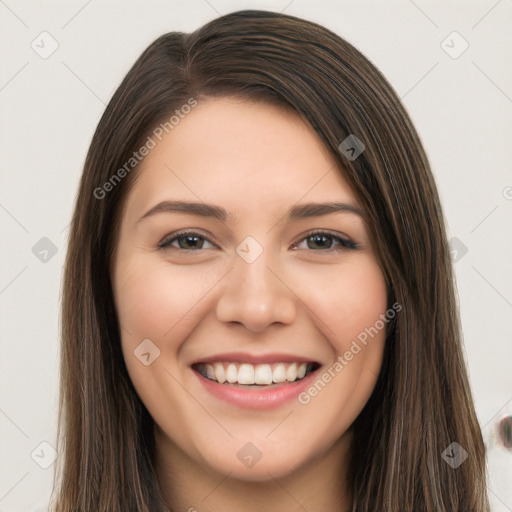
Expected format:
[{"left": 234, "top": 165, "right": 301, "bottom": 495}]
[{"left": 137, "top": 200, "right": 364, "bottom": 223}]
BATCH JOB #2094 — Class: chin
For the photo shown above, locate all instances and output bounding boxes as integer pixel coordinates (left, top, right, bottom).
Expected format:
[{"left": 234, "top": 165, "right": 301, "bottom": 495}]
[{"left": 197, "top": 439, "right": 312, "bottom": 482}]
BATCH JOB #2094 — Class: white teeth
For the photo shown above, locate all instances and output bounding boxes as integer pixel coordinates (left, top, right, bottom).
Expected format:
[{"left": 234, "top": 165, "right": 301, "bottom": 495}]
[
  {"left": 205, "top": 363, "right": 215, "bottom": 380},
  {"left": 238, "top": 363, "right": 255, "bottom": 384},
  {"left": 286, "top": 362, "right": 297, "bottom": 382},
  {"left": 203, "top": 361, "right": 313, "bottom": 385},
  {"left": 226, "top": 363, "right": 238, "bottom": 383},
  {"left": 214, "top": 363, "right": 226, "bottom": 383},
  {"left": 254, "top": 364, "right": 273, "bottom": 385},
  {"left": 272, "top": 363, "right": 287, "bottom": 383}
]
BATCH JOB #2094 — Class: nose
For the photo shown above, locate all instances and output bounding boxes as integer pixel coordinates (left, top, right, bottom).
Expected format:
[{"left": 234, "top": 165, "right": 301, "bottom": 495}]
[{"left": 215, "top": 248, "right": 297, "bottom": 333}]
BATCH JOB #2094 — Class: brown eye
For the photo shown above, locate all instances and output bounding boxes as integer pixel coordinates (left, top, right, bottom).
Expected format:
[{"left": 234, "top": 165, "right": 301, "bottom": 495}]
[
  {"left": 159, "top": 231, "right": 217, "bottom": 251},
  {"left": 292, "top": 231, "right": 357, "bottom": 252}
]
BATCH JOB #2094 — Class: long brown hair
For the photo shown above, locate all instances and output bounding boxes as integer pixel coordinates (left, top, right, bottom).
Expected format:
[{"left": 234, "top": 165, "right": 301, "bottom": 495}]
[{"left": 51, "top": 9, "right": 490, "bottom": 511}]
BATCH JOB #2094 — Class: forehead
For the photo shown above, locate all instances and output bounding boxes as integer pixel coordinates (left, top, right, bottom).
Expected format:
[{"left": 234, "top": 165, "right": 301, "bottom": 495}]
[{"left": 124, "top": 97, "right": 359, "bottom": 220}]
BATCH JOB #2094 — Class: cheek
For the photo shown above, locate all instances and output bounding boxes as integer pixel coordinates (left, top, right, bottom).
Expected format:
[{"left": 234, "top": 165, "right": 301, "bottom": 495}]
[
  {"left": 342, "top": 265, "right": 387, "bottom": 342},
  {"left": 298, "top": 256, "right": 388, "bottom": 418},
  {"left": 299, "top": 257, "right": 388, "bottom": 350},
  {"left": 114, "top": 257, "right": 211, "bottom": 343},
  {"left": 300, "top": 261, "right": 388, "bottom": 411},
  {"left": 338, "top": 262, "right": 388, "bottom": 376},
  {"left": 113, "top": 257, "right": 211, "bottom": 424}
]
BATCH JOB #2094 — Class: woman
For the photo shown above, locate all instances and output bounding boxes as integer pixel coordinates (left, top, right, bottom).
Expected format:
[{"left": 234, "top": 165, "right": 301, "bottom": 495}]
[{"left": 51, "top": 9, "right": 490, "bottom": 511}]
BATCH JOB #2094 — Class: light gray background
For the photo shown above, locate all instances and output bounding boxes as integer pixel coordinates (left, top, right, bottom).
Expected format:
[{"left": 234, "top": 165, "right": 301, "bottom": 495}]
[{"left": 1, "top": 1, "right": 511, "bottom": 511}]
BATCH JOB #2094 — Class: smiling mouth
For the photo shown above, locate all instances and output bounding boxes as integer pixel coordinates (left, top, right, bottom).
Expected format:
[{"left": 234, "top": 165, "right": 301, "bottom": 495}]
[{"left": 192, "top": 361, "right": 321, "bottom": 388}]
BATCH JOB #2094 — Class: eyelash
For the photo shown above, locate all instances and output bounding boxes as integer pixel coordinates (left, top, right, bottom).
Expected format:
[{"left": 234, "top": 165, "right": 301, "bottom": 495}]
[{"left": 158, "top": 229, "right": 358, "bottom": 253}]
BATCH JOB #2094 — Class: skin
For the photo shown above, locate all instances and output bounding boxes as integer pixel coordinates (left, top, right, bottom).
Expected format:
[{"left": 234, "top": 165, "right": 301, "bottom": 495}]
[{"left": 112, "top": 97, "right": 388, "bottom": 512}]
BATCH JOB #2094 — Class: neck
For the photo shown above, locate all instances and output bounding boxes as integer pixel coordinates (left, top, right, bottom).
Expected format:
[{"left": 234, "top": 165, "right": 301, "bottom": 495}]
[{"left": 154, "top": 425, "right": 353, "bottom": 512}]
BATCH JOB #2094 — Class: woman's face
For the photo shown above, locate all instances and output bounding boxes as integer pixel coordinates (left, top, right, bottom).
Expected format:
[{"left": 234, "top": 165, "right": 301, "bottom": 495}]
[{"left": 112, "top": 97, "right": 388, "bottom": 482}]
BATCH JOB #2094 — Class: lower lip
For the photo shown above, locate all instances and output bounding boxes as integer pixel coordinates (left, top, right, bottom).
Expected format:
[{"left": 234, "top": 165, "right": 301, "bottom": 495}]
[{"left": 192, "top": 367, "right": 320, "bottom": 410}]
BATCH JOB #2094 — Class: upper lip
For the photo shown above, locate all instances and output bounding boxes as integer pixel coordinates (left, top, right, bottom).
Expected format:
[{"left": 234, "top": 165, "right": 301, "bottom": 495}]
[{"left": 190, "top": 352, "right": 320, "bottom": 365}]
